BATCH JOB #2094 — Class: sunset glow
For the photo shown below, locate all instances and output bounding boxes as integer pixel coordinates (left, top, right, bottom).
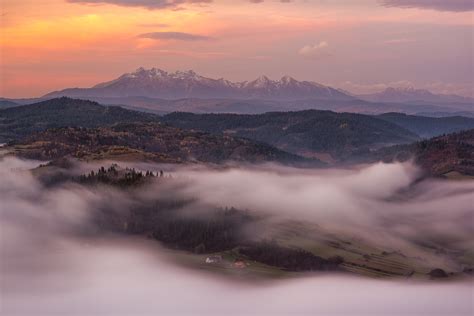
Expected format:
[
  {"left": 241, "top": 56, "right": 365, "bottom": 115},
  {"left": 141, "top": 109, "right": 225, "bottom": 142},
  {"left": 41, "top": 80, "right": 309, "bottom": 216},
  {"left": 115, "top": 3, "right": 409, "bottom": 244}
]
[{"left": 1, "top": 0, "right": 473, "bottom": 97}]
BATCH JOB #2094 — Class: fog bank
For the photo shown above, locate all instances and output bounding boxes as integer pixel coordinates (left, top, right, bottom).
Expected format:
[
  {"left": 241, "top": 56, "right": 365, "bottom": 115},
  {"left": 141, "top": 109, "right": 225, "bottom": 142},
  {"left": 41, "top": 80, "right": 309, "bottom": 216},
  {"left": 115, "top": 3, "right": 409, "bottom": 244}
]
[
  {"left": 1, "top": 157, "right": 473, "bottom": 315},
  {"left": 2, "top": 238, "right": 472, "bottom": 316}
]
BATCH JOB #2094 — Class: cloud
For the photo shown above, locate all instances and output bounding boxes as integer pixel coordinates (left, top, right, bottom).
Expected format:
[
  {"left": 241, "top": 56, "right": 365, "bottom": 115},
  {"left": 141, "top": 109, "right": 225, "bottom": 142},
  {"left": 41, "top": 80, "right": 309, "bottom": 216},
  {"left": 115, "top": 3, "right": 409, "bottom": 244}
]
[
  {"left": 67, "top": 0, "right": 213, "bottom": 10},
  {"left": 298, "top": 41, "right": 332, "bottom": 60},
  {"left": 383, "top": 38, "right": 417, "bottom": 44},
  {"left": 162, "top": 161, "right": 474, "bottom": 258},
  {"left": 137, "top": 31, "right": 213, "bottom": 41},
  {"left": 4, "top": 241, "right": 473, "bottom": 315},
  {"left": 379, "top": 0, "right": 474, "bottom": 12}
]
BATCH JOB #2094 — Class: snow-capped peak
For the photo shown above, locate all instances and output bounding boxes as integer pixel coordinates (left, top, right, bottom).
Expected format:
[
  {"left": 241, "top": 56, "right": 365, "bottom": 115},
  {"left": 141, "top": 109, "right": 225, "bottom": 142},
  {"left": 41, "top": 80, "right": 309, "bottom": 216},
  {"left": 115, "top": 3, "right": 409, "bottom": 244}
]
[
  {"left": 84, "top": 67, "right": 353, "bottom": 100},
  {"left": 248, "top": 75, "right": 273, "bottom": 88},
  {"left": 280, "top": 75, "right": 296, "bottom": 84},
  {"left": 172, "top": 70, "right": 200, "bottom": 80},
  {"left": 126, "top": 67, "right": 168, "bottom": 79}
]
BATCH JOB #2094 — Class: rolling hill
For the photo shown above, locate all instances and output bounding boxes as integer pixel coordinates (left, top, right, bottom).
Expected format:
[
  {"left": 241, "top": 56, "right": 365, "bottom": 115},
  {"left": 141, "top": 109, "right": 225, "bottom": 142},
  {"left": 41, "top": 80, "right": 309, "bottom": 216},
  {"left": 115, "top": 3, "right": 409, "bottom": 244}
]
[
  {"left": 161, "top": 111, "right": 420, "bottom": 161},
  {"left": 0, "top": 97, "right": 157, "bottom": 142},
  {"left": 8, "top": 122, "right": 311, "bottom": 165},
  {"left": 0, "top": 98, "right": 421, "bottom": 162},
  {"left": 0, "top": 100, "right": 18, "bottom": 109},
  {"left": 377, "top": 113, "right": 474, "bottom": 138},
  {"left": 351, "top": 129, "right": 474, "bottom": 177},
  {"left": 4, "top": 97, "right": 473, "bottom": 168}
]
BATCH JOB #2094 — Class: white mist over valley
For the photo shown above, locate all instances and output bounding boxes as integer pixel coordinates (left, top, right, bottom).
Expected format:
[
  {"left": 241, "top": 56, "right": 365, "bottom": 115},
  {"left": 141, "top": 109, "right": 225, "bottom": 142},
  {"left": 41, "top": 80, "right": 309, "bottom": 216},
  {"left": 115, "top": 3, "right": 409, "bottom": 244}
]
[{"left": 1, "top": 157, "right": 473, "bottom": 315}]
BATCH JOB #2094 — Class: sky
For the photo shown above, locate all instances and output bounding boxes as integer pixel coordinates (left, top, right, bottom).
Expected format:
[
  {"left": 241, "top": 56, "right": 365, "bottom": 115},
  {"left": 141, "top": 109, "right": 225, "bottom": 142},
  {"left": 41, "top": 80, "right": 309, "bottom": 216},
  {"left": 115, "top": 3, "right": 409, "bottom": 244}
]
[{"left": 0, "top": 0, "right": 473, "bottom": 98}]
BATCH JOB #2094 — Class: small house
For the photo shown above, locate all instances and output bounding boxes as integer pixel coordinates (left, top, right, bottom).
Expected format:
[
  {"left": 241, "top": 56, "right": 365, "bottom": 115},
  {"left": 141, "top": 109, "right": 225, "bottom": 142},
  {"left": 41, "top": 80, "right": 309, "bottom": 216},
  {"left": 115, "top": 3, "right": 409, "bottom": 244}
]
[{"left": 205, "top": 255, "right": 222, "bottom": 264}]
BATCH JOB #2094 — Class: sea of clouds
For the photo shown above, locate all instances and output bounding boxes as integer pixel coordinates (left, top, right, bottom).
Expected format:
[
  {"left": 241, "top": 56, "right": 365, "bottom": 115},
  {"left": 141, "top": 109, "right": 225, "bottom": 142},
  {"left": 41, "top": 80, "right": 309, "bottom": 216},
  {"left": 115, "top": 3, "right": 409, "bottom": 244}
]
[{"left": 1, "top": 157, "right": 473, "bottom": 315}]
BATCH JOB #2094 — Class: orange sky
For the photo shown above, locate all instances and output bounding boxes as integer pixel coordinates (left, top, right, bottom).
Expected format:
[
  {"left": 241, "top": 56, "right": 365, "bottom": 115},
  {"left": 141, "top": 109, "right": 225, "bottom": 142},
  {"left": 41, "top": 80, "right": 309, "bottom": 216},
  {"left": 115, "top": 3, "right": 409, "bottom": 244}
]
[{"left": 1, "top": 0, "right": 473, "bottom": 97}]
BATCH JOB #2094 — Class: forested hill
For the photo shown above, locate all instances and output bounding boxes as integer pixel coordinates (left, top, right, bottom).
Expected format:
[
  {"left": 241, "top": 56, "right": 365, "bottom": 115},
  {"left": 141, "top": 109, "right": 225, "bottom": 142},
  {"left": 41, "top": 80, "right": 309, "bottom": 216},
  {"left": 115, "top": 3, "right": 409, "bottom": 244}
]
[
  {"left": 351, "top": 129, "right": 474, "bottom": 178},
  {"left": 9, "top": 122, "right": 313, "bottom": 165},
  {"left": 377, "top": 113, "right": 474, "bottom": 138},
  {"left": 4, "top": 98, "right": 473, "bottom": 168},
  {"left": 0, "top": 100, "right": 18, "bottom": 109},
  {"left": 2, "top": 98, "right": 418, "bottom": 161},
  {"left": 161, "top": 110, "right": 419, "bottom": 160},
  {"left": 0, "top": 97, "right": 157, "bottom": 142}
]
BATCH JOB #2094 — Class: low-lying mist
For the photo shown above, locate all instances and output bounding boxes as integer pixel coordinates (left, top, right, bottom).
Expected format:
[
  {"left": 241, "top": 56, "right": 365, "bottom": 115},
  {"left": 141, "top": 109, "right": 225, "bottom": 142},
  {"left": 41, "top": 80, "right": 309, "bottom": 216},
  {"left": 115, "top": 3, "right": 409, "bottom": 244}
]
[
  {"left": 1, "top": 157, "right": 473, "bottom": 315},
  {"left": 170, "top": 163, "right": 474, "bottom": 262}
]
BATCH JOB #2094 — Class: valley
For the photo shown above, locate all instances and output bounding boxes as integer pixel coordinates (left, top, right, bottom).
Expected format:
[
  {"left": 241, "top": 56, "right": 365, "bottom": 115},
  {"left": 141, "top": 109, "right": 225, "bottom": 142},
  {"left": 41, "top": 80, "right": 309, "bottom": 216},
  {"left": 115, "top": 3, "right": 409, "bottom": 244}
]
[
  {"left": 5, "top": 159, "right": 473, "bottom": 282},
  {"left": 2, "top": 97, "right": 471, "bottom": 284}
]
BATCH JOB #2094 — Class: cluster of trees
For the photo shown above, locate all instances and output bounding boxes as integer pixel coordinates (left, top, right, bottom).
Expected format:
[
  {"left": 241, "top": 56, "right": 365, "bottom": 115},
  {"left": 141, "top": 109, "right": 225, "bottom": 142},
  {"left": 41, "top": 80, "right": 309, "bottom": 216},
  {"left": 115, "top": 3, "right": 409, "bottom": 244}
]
[
  {"left": 79, "top": 165, "right": 165, "bottom": 187},
  {"left": 412, "top": 131, "right": 474, "bottom": 173},
  {"left": 125, "top": 206, "right": 252, "bottom": 254}
]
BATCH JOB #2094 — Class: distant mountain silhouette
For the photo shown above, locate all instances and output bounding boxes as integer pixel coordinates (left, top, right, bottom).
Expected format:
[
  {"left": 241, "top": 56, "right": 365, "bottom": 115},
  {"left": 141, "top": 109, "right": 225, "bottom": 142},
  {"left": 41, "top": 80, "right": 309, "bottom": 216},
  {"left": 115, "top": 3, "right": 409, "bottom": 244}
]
[
  {"left": 358, "top": 87, "right": 473, "bottom": 104},
  {"left": 44, "top": 67, "right": 353, "bottom": 100}
]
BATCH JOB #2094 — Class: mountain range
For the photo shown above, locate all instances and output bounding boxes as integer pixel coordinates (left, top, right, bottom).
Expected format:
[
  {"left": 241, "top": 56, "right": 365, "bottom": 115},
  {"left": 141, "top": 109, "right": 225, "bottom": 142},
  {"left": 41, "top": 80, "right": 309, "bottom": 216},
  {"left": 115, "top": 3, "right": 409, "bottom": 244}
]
[
  {"left": 2, "top": 68, "right": 472, "bottom": 117},
  {"left": 358, "top": 87, "right": 473, "bottom": 104},
  {"left": 45, "top": 67, "right": 352, "bottom": 100}
]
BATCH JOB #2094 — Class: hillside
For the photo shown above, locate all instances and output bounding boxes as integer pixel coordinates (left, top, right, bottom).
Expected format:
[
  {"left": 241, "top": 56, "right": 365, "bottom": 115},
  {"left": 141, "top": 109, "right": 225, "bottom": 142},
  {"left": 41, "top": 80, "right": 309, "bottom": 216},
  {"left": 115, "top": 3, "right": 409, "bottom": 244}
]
[
  {"left": 1, "top": 98, "right": 420, "bottom": 163},
  {"left": 377, "top": 113, "right": 474, "bottom": 138},
  {"left": 0, "top": 100, "right": 18, "bottom": 109},
  {"left": 352, "top": 129, "right": 474, "bottom": 177},
  {"left": 0, "top": 97, "right": 157, "bottom": 142},
  {"left": 8, "top": 122, "right": 311, "bottom": 165},
  {"left": 161, "top": 110, "right": 419, "bottom": 161}
]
